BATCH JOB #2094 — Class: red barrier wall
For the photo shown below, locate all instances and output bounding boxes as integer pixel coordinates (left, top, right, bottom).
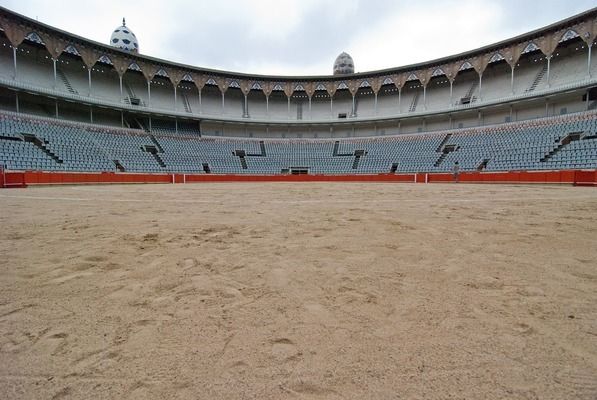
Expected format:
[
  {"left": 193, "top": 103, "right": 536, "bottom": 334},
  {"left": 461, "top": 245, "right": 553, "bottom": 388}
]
[{"left": 1, "top": 170, "right": 596, "bottom": 188}]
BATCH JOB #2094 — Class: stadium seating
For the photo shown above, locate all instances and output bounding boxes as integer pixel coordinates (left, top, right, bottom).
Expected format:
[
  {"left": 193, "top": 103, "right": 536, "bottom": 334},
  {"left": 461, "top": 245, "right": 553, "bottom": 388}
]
[{"left": 1, "top": 110, "right": 596, "bottom": 175}]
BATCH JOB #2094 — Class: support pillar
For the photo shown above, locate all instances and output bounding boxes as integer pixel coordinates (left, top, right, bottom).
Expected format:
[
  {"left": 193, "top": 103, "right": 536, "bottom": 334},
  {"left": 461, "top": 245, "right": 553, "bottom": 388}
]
[
  {"left": 147, "top": 81, "right": 151, "bottom": 107},
  {"left": 174, "top": 85, "right": 177, "bottom": 111},
  {"left": 308, "top": 96, "right": 312, "bottom": 120},
  {"left": 52, "top": 59, "right": 57, "bottom": 89},
  {"left": 15, "top": 92, "right": 19, "bottom": 113},
  {"left": 88, "top": 68, "right": 92, "bottom": 96},
  {"left": 12, "top": 47, "right": 17, "bottom": 79},
  {"left": 90, "top": 106, "right": 93, "bottom": 123},
  {"left": 221, "top": 92, "right": 225, "bottom": 114},
  {"left": 398, "top": 88, "right": 401, "bottom": 113},
  {"left": 119, "top": 75, "right": 123, "bottom": 102},
  {"left": 449, "top": 81, "right": 453, "bottom": 106},
  {"left": 588, "top": 44, "right": 593, "bottom": 78},
  {"left": 510, "top": 65, "right": 515, "bottom": 94},
  {"left": 546, "top": 56, "right": 551, "bottom": 87},
  {"left": 374, "top": 93, "right": 378, "bottom": 116},
  {"left": 478, "top": 73, "right": 483, "bottom": 101}
]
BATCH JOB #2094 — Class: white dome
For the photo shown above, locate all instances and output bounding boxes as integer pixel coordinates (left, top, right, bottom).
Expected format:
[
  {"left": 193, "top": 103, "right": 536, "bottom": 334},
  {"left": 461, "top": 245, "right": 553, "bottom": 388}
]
[
  {"left": 110, "top": 18, "right": 139, "bottom": 53},
  {"left": 333, "top": 52, "right": 355, "bottom": 75}
]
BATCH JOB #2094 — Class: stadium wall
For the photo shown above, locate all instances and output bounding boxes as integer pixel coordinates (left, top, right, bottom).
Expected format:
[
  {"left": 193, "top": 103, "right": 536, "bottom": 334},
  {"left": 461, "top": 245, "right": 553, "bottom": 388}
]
[{"left": 2, "top": 170, "right": 596, "bottom": 188}]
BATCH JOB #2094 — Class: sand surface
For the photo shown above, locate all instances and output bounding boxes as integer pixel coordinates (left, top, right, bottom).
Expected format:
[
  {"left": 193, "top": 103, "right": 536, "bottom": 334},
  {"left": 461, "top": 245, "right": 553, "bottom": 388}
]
[{"left": 0, "top": 183, "right": 596, "bottom": 399}]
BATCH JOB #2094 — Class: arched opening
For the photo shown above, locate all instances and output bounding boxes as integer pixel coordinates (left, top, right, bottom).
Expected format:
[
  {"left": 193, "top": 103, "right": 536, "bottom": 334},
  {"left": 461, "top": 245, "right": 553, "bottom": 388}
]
[
  {"left": 148, "top": 71, "right": 174, "bottom": 111},
  {"left": 513, "top": 42, "right": 546, "bottom": 94},
  {"left": 425, "top": 71, "right": 450, "bottom": 111},
  {"left": 90, "top": 56, "right": 120, "bottom": 102},
  {"left": 310, "top": 87, "right": 330, "bottom": 120},
  {"left": 177, "top": 75, "right": 197, "bottom": 114},
  {"left": 333, "top": 87, "right": 352, "bottom": 119},
  {"left": 224, "top": 86, "right": 243, "bottom": 118},
  {"left": 376, "top": 80, "right": 399, "bottom": 117},
  {"left": 481, "top": 53, "right": 511, "bottom": 101},
  {"left": 17, "top": 32, "right": 54, "bottom": 90},
  {"left": 451, "top": 63, "right": 477, "bottom": 106},
  {"left": 54, "top": 46, "right": 87, "bottom": 96},
  {"left": 400, "top": 75, "right": 423, "bottom": 113},
  {"left": 246, "top": 84, "right": 267, "bottom": 119},
  {"left": 354, "top": 85, "right": 375, "bottom": 117}
]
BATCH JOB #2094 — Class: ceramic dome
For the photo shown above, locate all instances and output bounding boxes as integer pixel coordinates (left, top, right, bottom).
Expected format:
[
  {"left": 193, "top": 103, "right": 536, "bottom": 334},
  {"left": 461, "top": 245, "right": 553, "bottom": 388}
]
[
  {"left": 110, "top": 18, "right": 139, "bottom": 53},
  {"left": 333, "top": 52, "right": 355, "bottom": 75}
]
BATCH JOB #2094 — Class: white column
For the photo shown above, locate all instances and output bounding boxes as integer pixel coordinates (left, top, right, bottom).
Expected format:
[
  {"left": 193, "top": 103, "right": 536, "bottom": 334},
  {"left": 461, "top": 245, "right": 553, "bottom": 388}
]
[
  {"left": 221, "top": 92, "right": 225, "bottom": 114},
  {"left": 374, "top": 92, "right": 378, "bottom": 116},
  {"left": 588, "top": 44, "right": 592, "bottom": 78},
  {"left": 174, "top": 85, "right": 177, "bottom": 111},
  {"left": 88, "top": 68, "right": 92, "bottom": 96},
  {"left": 398, "top": 88, "right": 401, "bottom": 113},
  {"left": 287, "top": 96, "right": 290, "bottom": 119},
  {"left": 478, "top": 73, "right": 482, "bottom": 101},
  {"left": 510, "top": 65, "right": 515, "bottom": 94},
  {"left": 351, "top": 94, "right": 356, "bottom": 117},
  {"left": 12, "top": 47, "right": 17, "bottom": 79},
  {"left": 15, "top": 92, "right": 19, "bottom": 113},
  {"left": 449, "top": 80, "right": 453, "bottom": 106},
  {"left": 546, "top": 56, "right": 551, "bottom": 87},
  {"left": 198, "top": 88, "right": 202, "bottom": 113},
  {"left": 330, "top": 97, "right": 333, "bottom": 118},
  {"left": 308, "top": 96, "right": 312, "bottom": 120},
  {"left": 266, "top": 95, "right": 269, "bottom": 118},
  {"left": 423, "top": 85, "right": 427, "bottom": 110},
  {"left": 147, "top": 80, "right": 151, "bottom": 107},
  {"left": 119, "top": 75, "right": 123, "bottom": 102},
  {"left": 52, "top": 59, "right": 57, "bottom": 89}
]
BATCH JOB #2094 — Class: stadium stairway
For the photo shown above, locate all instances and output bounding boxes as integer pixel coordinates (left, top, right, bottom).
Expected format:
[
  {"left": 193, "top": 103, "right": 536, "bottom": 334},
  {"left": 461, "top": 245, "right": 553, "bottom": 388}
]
[
  {"left": 526, "top": 65, "right": 548, "bottom": 92},
  {"left": 540, "top": 132, "right": 583, "bottom": 162},
  {"left": 23, "top": 134, "right": 63, "bottom": 164},
  {"left": 56, "top": 69, "right": 78, "bottom": 95}
]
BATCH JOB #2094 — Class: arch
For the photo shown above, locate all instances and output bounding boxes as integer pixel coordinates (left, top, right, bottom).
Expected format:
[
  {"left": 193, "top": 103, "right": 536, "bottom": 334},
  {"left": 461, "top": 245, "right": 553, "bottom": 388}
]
[
  {"left": 97, "top": 54, "right": 114, "bottom": 65},
  {"left": 431, "top": 67, "right": 445, "bottom": 77},
  {"left": 459, "top": 61, "right": 474, "bottom": 71},
  {"left": 522, "top": 41, "right": 540, "bottom": 54},
  {"left": 24, "top": 31, "right": 44, "bottom": 45},
  {"left": 488, "top": 52, "right": 505, "bottom": 63},
  {"left": 559, "top": 29, "right": 579, "bottom": 43},
  {"left": 63, "top": 44, "right": 80, "bottom": 56}
]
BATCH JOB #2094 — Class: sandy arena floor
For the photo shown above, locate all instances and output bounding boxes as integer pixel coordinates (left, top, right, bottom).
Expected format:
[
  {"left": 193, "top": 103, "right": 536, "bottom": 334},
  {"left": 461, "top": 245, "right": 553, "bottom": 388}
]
[{"left": 0, "top": 182, "right": 596, "bottom": 399}]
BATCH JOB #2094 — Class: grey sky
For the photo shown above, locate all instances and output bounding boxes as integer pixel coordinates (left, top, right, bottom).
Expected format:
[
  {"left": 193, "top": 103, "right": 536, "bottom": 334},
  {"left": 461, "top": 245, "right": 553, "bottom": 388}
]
[{"left": 1, "top": 0, "right": 594, "bottom": 76}]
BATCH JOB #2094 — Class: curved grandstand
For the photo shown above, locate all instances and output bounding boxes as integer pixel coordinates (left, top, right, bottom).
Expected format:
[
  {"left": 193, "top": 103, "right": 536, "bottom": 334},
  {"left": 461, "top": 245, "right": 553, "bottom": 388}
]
[{"left": 0, "top": 6, "right": 597, "bottom": 177}]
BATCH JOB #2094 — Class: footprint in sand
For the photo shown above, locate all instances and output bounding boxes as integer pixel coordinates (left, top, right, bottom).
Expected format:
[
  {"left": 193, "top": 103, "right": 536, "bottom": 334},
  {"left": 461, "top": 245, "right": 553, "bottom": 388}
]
[{"left": 271, "top": 338, "right": 300, "bottom": 362}]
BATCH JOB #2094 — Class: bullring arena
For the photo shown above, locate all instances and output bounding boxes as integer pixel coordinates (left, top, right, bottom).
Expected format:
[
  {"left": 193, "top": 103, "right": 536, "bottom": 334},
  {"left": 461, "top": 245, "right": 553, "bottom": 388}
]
[
  {"left": 1, "top": 183, "right": 596, "bottom": 399},
  {"left": 1, "top": 3, "right": 597, "bottom": 400}
]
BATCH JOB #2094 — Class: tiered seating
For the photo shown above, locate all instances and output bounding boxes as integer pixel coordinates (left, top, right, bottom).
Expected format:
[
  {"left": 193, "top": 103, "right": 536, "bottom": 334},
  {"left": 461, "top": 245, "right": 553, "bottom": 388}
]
[{"left": 1, "top": 110, "right": 596, "bottom": 175}]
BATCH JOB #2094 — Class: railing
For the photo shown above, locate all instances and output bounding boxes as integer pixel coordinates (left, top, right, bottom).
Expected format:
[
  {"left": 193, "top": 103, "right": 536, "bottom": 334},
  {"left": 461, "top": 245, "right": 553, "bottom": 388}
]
[{"left": 0, "top": 75, "right": 596, "bottom": 125}]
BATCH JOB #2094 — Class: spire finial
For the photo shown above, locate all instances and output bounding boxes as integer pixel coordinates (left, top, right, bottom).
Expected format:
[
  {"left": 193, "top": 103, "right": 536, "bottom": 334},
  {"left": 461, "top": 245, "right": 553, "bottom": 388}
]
[{"left": 122, "top": 17, "right": 126, "bottom": 26}]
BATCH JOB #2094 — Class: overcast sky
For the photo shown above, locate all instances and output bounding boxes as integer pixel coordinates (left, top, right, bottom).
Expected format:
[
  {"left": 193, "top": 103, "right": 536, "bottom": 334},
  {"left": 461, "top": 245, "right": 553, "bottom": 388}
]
[{"left": 0, "top": 0, "right": 594, "bottom": 76}]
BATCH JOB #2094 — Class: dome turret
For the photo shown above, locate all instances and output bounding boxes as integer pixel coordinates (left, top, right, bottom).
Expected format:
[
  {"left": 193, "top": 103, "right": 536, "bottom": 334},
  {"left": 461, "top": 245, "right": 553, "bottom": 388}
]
[
  {"left": 110, "top": 18, "right": 139, "bottom": 53},
  {"left": 333, "top": 52, "right": 355, "bottom": 75}
]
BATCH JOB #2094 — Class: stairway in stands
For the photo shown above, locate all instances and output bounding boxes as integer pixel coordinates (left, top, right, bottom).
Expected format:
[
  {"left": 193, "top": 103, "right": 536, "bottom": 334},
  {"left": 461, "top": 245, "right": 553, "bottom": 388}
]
[
  {"left": 23, "top": 134, "right": 63, "bottom": 164},
  {"left": 409, "top": 92, "right": 420, "bottom": 112},
  {"left": 526, "top": 65, "right": 548, "bottom": 93},
  {"left": 434, "top": 144, "right": 458, "bottom": 167},
  {"left": 124, "top": 83, "right": 144, "bottom": 106},
  {"left": 113, "top": 160, "right": 125, "bottom": 172},
  {"left": 182, "top": 94, "right": 192, "bottom": 113},
  {"left": 57, "top": 69, "right": 78, "bottom": 95},
  {"left": 435, "top": 133, "right": 452, "bottom": 152},
  {"left": 540, "top": 132, "right": 582, "bottom": 162},
  {"left": 459, "top": 82, "right": 478, "bottom": 104}
]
